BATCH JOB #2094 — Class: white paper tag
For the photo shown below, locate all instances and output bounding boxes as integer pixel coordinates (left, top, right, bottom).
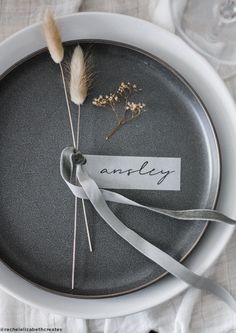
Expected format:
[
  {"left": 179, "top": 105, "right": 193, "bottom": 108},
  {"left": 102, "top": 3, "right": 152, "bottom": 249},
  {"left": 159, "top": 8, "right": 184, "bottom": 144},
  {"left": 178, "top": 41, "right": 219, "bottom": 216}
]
[{"left": 84, "top": 155, "right": 181, "bottom": 191}]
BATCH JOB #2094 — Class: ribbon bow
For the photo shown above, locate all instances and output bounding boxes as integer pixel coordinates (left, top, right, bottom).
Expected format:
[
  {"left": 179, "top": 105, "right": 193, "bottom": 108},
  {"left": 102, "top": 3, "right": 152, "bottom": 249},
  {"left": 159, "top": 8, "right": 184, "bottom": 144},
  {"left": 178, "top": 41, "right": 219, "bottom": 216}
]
[{"left": 61, "top": 147, "right": 236, "bottom": 312}]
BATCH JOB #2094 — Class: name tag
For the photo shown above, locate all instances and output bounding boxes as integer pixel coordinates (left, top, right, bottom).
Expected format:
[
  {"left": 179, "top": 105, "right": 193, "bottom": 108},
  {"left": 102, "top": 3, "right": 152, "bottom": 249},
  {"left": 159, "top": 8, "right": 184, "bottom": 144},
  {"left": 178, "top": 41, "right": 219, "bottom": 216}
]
[{"left": 84, "top": 155, "right": 181, "bottom": 191}]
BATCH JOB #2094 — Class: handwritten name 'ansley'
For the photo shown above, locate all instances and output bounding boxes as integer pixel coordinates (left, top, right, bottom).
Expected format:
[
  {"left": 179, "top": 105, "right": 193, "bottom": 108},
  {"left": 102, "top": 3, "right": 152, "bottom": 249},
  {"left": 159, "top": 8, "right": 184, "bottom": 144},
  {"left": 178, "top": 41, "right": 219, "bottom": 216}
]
[{"left": 100, "top": 160, "right": 175, "bottom": 185}]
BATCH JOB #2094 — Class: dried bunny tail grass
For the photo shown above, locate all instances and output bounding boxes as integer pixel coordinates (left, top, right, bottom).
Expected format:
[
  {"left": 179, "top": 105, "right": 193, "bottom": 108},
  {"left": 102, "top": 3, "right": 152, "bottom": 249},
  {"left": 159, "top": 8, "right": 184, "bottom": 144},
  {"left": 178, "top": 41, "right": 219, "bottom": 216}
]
[
  {"left": 70, "top": 45, "right": 93, "bottom": 105},
  {"left": 70, "top": 45, "right": 94, "bottom": 282},
  {"left": 43, "top": 9, "right": 64, "bottom": 64}
]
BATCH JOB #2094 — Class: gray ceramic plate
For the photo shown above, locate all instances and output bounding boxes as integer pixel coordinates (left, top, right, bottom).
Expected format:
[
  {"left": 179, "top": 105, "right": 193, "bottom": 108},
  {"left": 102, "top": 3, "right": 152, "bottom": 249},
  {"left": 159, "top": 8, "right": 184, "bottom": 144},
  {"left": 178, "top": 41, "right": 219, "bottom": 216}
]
[{"left": 0, "top": 41, "right": 220, "bottom": 298}]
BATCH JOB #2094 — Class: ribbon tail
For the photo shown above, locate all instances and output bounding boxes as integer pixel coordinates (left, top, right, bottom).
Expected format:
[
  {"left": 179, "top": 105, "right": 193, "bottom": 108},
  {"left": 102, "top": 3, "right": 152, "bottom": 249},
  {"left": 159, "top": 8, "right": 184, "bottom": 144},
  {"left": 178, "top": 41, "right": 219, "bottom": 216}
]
[
  {"left": 93, "top": 190, "right": 236, "bottom": 226},
  {"left": 77, "top": 163, "right": 236, "bottom": 313}
]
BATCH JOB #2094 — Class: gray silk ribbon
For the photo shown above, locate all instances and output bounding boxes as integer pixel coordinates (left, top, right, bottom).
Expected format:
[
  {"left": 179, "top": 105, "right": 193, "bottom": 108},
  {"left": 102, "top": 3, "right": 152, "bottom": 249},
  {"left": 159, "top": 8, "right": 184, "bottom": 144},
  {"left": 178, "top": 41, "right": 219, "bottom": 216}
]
[{"left": 60, "top": 147, "right": 236, "bottom": 311}]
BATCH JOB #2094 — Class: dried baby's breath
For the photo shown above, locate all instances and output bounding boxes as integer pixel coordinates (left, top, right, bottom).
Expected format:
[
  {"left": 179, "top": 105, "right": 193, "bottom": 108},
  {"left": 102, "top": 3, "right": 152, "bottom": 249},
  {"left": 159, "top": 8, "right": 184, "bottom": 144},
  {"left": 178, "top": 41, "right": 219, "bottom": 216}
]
[
  {"left": 125, "top": 102, "right": 146, "bottom": 115},
  {"left": 92, "top": 81, "right": 146, "bottom": 140},
  {"left": 92, "top": 93, "right": 119, "bottom": 107},
  {"left": 93, "top": 93, "right": 120, "bottom": 123},
  {"left": 117, "top": 82, "right": 140, "bottom": 96}
]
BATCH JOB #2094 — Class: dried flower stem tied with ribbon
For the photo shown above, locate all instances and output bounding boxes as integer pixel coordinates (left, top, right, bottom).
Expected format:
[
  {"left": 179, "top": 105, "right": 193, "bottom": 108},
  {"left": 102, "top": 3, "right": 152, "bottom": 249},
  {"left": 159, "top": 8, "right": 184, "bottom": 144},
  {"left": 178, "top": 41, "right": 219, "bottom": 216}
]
[
  {"left": 69, "top": 45, "right": 94, "bottom": 289},
  {"left": 43, "top": 11, "right": 91, "bottom": 290}
]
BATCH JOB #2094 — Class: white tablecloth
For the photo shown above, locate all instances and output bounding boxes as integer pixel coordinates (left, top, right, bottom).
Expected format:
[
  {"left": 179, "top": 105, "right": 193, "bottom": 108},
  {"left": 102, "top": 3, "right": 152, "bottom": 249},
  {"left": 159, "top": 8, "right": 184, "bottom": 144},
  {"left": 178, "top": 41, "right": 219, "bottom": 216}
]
[{"left": 1, "top": 1, "right": 236, "bottom": 332}]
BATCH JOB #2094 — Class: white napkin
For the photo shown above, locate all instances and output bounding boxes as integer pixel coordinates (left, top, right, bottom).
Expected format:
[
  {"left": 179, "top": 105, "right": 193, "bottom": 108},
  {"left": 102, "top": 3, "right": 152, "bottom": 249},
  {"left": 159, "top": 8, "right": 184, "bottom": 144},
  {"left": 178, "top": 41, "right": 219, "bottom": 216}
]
[
  {"left": 0, "top": 0, "right": 82, "bottom": 42},
  {"left": 1, "top": 1, "right": 236, "bottom": 333}
]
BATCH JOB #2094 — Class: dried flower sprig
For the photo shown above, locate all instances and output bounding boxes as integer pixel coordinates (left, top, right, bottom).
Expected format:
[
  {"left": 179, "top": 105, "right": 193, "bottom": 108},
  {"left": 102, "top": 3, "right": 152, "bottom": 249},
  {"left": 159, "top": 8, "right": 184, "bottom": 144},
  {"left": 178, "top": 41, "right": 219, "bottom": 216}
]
[
  {"left": 70, "top": 45, "right": 93, "bottom": 106},
  {"left": 93, "top": 94, "right": 119, "bottom": 108},
  {"left": 117, "top": 82, "right": 141, "bottom": 97},
  {"left": 92, "top": 82, "right": 146, "bottom": 140},
  {"left": 43, "top": 9, "right": 64, "bottom": 64},
  {"left": 70, "top": 45, "right": 93, "bottom": 264},
  {"left": 93, "top": 93, "right": 119, "bottom": 122},
  {"left": 106, "top": 101, "right": 146, "bottom": 140},
  {"left": 43, "top": 9, "right": 76, "bottom": 148},
  {"left": 125, "top": 101, "right": 146, "bottom": 114}
]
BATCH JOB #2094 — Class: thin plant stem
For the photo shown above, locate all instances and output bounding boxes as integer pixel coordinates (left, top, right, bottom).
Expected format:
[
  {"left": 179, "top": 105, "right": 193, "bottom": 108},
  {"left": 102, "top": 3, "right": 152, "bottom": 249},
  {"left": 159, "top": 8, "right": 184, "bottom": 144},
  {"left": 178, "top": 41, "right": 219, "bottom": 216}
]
[
  {"left": 111, "top": 105, "right": 120, "bottom": 123},
  {"left": 71, "top": 195, "right": 78, "bottom": 290},
  {"left": 106, "top": 122, "right": 122, "bottom": 140},
  {"left": 82, "top": 198, "right": 93, "bottom": 252},
  {"left": 58, "top": 63, "right": 91, "bottom": 289},
  {"left": 106, "top": 112, "right": 142, "bottom": 140},
  {"left": 76, "top": 104, "right": 93, "bottom": 253},
  {"left": 71, "top": 104, "right": 93, "bottom": 289},
  {"left": 76, "top": 104, "right": 81, "bottom": 149},
  {"left": 59, "top": 62, "right": 77, "bottom": 290},
  {"left": 59, "top": 63, "right": 76, "bottom": 148}
]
